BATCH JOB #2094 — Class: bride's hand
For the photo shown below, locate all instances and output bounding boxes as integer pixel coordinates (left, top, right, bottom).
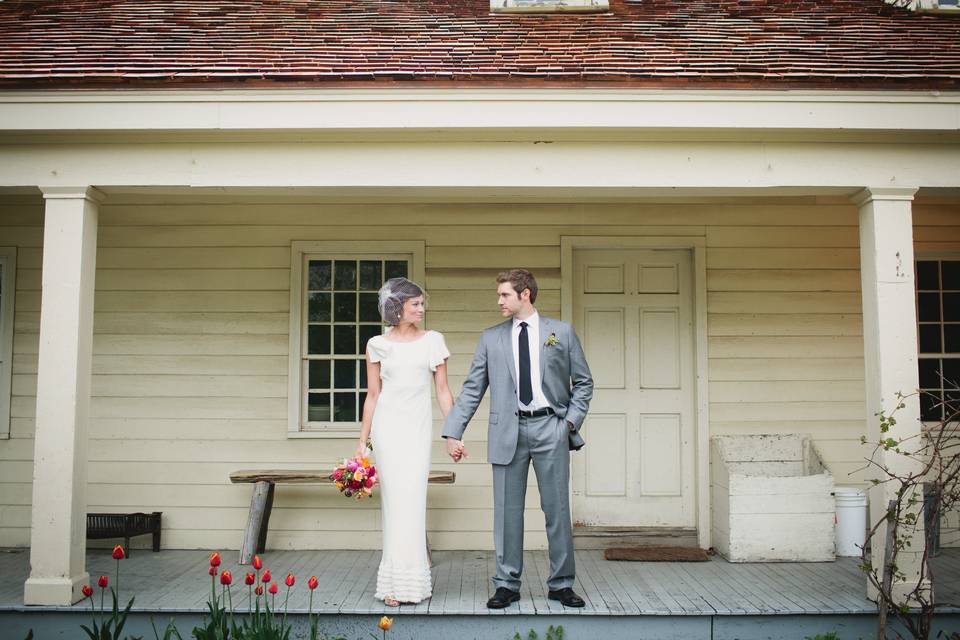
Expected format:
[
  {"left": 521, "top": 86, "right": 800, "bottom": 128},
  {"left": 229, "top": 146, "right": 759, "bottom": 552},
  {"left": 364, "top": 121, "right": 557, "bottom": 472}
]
[{"left": 354, "top": 440, "right": 367, "bottom": 459}]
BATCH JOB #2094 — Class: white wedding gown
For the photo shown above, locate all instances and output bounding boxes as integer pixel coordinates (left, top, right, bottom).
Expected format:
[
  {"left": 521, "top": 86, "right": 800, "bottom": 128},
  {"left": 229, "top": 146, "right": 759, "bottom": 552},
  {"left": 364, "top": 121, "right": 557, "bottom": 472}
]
[{"left": 367, "top": 330, "right": 449, "bottom": 603}]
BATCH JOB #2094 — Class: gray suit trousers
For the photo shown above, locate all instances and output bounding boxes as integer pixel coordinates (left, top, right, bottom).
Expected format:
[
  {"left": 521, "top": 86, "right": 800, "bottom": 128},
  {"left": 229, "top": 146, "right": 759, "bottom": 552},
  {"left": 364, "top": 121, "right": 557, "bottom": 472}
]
[{"left": 492, "top": 412, "right": 575, "bottom": 592}]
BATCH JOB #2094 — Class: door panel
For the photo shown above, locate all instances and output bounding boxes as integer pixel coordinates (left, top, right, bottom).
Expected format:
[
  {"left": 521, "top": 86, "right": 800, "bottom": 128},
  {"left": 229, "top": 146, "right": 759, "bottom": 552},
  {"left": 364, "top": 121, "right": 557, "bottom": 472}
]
[{"left": 572, "top": 248, "right": 696, "bottom": 527}]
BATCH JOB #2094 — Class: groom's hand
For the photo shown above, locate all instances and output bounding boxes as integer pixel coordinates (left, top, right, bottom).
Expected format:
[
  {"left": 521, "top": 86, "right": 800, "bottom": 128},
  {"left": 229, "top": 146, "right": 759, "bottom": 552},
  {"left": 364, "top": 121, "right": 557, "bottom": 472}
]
[{"left": 445, "top": 437, "right": 467, "bottom": 462}]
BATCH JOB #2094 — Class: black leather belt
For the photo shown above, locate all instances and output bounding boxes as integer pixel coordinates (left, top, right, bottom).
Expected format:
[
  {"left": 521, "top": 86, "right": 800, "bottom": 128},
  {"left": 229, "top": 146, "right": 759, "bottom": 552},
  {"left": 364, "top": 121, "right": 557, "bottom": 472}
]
[{"left": 518, "top": 407, "right": 555, "bottom": 418}]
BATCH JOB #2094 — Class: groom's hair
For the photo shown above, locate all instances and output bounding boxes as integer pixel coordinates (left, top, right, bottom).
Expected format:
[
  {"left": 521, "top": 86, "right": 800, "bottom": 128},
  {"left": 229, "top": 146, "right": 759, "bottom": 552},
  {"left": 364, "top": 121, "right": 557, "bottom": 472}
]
[{"left": 497, "top": 269, "right": 538, "bottom": 304}]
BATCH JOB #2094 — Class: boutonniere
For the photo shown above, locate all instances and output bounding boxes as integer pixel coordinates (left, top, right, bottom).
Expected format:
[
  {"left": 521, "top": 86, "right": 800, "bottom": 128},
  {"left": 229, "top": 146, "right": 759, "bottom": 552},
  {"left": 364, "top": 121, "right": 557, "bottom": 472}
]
[{"left": 544, "top": 333, "right": 560, "bottom": 348}]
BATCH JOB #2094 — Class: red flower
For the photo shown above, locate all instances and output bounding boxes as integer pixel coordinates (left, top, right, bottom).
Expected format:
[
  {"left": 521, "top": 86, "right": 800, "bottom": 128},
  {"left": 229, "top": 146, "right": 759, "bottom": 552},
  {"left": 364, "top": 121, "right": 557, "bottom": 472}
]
[
  {"left": 97, "top": 575, "right": 108, "bottom": 589},
  {"left": 285, "top": 574, "right": 295, "bottom": 587},
  {"left": 364, "top": 477, "right": 375, "bottom": 488},
  {"left": 308, "top": 576, "right": 318, "bottom": 590},
  {"left": 209, "top": 552, "right": 221, "bottom": 567},
  {"left": 81, "top": 585, "right": 93, "bottom": 598},
  {"left": 112, "top": 545, "right": 125, "bottom": 560},
  {"left": 220, "top": 570, "right": 233, "bottom": 586},
  {"left": 261, "top": 569, "right": 271, "bottom": 583},
  {"left": 255, "top": 585, "right": 263, "bottom": 596},
  {"left": 252, "top": 555, "right": 263, "bottom": 570},
  {"left": 268, "top": 582, "right": 278, "bottom": 595},
  {"left": 209, "top": 566, "right": 217, "bottom": 576},
  {"left": 245, "top": 572, "right": 256, "bottom": 586}
]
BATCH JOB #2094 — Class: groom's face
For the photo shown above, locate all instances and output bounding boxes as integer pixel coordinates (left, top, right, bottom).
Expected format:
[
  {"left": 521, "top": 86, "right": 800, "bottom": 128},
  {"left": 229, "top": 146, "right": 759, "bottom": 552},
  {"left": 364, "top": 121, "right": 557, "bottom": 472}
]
[{"left": 497, "top": 282, "right": 526, "bottom": 318}]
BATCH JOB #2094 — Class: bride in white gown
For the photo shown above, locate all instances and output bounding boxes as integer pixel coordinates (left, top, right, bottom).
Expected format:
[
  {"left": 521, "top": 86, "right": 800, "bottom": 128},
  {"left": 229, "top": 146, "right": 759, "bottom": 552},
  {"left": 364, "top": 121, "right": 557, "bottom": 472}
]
[{"left": 355, "top": 277, "right": 455, "bottom": 606}]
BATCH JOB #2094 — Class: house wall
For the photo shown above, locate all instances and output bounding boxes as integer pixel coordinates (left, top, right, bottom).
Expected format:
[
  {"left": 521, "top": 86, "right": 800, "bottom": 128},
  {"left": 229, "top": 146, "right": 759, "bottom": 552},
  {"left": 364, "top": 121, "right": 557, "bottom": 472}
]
[{"left": 0, "top": 197, "right": 957, "bottom": 550}]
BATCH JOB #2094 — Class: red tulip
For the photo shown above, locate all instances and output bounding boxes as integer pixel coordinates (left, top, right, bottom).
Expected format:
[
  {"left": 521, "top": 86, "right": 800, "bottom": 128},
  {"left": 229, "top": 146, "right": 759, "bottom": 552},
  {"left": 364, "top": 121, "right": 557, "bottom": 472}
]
[
  {"left": 98, "top": 575, "right": 108, "bottom": 589},
  {"left": 209, "top": 552, "right": 221, "bottom": 567},
  {"left": 285, "top": 574, "right": 295, "bottom": 587},
  {"left": 261, "top": 569, "right": 271, "bottom": 583},
  {"left": 209, "top": 566, "right": 217, "bottom": 576},
  {"left": 220, "top": 570, "right": 233, "bottom": 586},
  {"left": 308, "top": 576, "right": 318, "bottom": 590},
  {"left": 245, "top": 572, "right": 256, "bottom": 586},
  {"left": 268, "top": 582, "right": 278, "bottom": 595},
  {"left": 255, "top": 585, "right": 263, "bottom": 596},
  {"left": 81, "top": 585, "right": 93, "bottom": 598},
  {"left": 112, "top": 545, "right": 125, "bottom": 560},
  {"left": 252, "top": 555, "right": 263, "bottom": 570}
]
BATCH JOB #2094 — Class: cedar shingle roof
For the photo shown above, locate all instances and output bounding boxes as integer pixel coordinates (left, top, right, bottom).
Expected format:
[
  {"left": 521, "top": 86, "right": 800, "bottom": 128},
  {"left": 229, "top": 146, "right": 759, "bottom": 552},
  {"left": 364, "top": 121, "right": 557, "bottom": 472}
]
[{"left": 0, "top": 0, "right": 958, "bottom": 89}]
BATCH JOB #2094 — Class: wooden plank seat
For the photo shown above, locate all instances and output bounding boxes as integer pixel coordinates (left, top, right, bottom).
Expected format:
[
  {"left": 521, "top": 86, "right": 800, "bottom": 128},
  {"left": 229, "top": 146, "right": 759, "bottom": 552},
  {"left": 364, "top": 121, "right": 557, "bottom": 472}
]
[
  {"left": 86, "top": 512, "right": 162, "bottom": 555},
  {"left": 230, "top": 469, "right": 455, "bottom": 565}
]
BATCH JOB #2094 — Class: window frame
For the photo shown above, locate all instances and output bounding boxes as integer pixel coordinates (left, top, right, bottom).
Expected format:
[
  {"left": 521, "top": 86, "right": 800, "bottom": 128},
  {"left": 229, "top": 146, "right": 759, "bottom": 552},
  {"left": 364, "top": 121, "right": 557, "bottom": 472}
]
[
  {"left": 287, "top": 241, "right": 425, "bottom": 438},
  {"left": 0, "top": 247, "right": 16, "bottom": 440},
  {"left": 915, "top": 252, "right": 960, "bottom": 424}
]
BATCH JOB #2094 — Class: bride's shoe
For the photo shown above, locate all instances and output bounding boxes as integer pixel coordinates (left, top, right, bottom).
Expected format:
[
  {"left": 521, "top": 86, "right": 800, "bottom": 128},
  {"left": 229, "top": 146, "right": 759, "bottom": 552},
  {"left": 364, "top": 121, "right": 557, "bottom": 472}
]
[{"left": 384, "top": 596, "right": 400, "bottom": 607}]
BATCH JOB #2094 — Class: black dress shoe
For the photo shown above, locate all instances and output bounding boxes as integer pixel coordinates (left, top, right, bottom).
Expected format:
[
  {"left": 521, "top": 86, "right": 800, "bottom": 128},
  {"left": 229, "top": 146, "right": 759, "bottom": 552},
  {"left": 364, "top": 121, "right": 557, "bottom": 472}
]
[
  {"left": 486, "top": 587, "right": 521, "bottom": 609},
  {"left": 548, "top": 587, "right": 585, "bottom": 608}
]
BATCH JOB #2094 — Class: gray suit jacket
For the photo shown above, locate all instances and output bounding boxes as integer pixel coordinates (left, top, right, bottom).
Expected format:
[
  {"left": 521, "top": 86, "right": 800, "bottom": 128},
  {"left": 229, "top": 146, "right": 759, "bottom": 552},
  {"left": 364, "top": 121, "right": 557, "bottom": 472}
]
[{"left": 442, "top": 315, "right": 594, "bottom": 465}]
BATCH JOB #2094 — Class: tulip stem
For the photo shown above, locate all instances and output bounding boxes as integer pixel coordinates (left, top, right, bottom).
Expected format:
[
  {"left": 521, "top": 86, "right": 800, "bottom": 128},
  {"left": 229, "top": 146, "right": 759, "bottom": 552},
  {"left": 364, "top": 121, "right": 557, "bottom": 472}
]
[{"left": 282, "top": 585, "right": 290, "bottom": 629}]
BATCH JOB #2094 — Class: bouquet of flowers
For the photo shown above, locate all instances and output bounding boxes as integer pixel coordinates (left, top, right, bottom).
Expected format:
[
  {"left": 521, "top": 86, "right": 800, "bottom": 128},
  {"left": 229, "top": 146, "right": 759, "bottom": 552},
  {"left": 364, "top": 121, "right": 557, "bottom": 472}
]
[{"left": 332, "top": 455, "right": 377, "bottom": 500}]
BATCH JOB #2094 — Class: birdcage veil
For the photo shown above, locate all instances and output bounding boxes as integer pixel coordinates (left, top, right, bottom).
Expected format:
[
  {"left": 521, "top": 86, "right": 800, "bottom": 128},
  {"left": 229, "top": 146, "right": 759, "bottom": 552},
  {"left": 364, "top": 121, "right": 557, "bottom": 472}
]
[{"left": 377, "top": 277, "right": 425, "bottom": 326}]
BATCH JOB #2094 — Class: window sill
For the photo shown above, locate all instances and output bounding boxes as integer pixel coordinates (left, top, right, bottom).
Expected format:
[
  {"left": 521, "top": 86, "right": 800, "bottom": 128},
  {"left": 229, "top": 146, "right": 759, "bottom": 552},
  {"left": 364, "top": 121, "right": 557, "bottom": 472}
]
[{"left": 288, "top": 426, "right": 361, "bottom": 439}]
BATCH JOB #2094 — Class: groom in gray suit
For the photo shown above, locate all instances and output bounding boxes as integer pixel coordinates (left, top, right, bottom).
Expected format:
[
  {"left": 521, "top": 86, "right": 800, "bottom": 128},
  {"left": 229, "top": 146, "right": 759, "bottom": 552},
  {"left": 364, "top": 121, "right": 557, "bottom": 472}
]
[{"left": 443, "top": 269, "right": 593, "bottom": 609}]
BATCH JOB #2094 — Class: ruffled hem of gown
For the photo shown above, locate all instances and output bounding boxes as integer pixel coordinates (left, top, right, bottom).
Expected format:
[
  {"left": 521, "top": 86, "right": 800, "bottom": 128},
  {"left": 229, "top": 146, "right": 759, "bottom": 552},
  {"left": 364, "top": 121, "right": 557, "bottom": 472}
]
[{"left": 375, "top": 564, "right": 432, "bottom": 603}]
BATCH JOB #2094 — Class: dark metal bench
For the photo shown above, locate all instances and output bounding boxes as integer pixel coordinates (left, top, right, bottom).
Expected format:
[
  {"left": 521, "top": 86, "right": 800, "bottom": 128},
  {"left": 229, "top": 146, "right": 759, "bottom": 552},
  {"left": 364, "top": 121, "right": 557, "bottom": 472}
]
[{"left": 86, "top": 512, "right": 162, "bottom": 555}]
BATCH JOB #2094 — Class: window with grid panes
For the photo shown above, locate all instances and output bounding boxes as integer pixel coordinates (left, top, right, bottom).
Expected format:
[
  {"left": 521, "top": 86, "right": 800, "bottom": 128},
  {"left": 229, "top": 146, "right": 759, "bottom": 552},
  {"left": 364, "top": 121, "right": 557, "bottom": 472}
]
[
  {"left": 916, "top": 259, "right": 960, "bottom": 421},
  {"left": 303, "top": 257, "right": 409, "bottom": 426}
]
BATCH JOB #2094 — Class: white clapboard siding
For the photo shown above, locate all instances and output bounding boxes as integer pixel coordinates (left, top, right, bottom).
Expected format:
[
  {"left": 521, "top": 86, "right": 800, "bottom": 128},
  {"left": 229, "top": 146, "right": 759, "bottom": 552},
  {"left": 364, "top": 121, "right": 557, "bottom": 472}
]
[{"left": 1, "top": 198, "right": 958, "bottom": 550}]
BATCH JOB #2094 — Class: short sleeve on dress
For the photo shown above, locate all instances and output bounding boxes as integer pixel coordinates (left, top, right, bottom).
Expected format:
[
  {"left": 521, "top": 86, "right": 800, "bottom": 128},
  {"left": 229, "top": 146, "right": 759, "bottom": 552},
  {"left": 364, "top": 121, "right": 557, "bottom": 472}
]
[
  {"left": 366, "top": 335, "right": 389, "bottom": 363},
  {"left": 428, "top": 331, "right": 451, "bottom": 372}
]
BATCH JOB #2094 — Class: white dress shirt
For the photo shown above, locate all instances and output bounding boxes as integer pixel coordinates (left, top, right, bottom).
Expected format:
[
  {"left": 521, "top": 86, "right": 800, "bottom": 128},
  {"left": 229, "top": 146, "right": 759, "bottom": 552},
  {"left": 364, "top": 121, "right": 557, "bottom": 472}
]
[{"left": 512, "top": 312, "right": 551, "bottom": 411}]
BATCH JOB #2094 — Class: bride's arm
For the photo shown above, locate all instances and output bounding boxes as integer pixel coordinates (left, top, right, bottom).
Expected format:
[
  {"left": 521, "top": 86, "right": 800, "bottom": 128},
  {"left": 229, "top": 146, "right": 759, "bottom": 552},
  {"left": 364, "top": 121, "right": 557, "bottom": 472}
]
[
  {"left": 357, "top": 354, "right": 381, "bottom": 457},
  {"left": 433, "top": 361, "right": 455, "bottom": 418}
]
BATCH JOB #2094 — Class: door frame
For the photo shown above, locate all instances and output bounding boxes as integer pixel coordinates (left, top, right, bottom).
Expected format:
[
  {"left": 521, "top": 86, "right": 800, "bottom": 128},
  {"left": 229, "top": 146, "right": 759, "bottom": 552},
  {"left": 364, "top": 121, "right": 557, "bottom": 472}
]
[{"left": 560, "top": 236, "right": 711, "bottom": 549}]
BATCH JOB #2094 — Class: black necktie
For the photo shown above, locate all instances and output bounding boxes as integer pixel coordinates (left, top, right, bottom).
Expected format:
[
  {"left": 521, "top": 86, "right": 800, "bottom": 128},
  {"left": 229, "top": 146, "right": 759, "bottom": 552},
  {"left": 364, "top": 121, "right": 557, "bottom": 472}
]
[{"left": 518, "top": 321, "right": 533, "bottom": 405}]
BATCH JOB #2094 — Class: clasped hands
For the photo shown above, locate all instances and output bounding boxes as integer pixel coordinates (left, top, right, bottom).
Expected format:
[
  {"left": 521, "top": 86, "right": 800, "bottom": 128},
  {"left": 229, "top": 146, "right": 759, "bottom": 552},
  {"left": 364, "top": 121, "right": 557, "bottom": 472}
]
[{"left": 446, "top": 437, "right": 468, "bottom": 462}]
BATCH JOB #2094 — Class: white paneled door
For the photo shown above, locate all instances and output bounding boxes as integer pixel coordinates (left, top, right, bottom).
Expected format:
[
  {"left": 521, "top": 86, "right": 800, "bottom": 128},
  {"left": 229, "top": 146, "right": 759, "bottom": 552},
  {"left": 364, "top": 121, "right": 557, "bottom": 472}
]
[{"left": 572, "top": 249, "right": 696, "bottom": 527}]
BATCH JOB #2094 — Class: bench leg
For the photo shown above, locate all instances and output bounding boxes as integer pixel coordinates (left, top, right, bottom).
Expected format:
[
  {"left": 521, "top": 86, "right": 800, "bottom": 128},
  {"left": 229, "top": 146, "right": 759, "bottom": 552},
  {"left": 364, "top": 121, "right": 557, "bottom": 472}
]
[{"left": 239, "top": 481, "right": 274, "bottom": 565}]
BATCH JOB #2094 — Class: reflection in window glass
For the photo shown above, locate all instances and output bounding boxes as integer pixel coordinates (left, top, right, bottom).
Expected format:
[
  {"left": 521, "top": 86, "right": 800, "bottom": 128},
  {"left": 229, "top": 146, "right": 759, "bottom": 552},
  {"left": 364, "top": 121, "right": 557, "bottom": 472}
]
[{"left": 916, "top": 259, "right": 960, "bottom": 421}]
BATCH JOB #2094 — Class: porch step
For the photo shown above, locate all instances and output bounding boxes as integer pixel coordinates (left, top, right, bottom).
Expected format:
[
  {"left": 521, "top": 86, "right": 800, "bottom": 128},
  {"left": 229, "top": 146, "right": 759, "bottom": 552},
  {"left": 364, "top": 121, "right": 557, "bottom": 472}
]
[{"left": 571, "top": 526, "right": 699, "bottom": 550}]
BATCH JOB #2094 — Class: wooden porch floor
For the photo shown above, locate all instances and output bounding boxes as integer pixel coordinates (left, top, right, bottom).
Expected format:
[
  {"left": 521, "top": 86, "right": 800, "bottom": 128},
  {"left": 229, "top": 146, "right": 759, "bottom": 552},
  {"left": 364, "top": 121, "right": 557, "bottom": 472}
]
[{"left": 2, "top": 548, "right": 958, "bottom": 617}]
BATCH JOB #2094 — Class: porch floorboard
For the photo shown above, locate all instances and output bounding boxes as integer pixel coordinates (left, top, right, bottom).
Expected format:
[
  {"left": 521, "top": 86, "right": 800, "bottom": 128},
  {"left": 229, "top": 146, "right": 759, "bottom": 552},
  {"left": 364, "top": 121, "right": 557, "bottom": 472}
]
[{"left": 1, "top": 548, "right": 958, "bottom": 616}]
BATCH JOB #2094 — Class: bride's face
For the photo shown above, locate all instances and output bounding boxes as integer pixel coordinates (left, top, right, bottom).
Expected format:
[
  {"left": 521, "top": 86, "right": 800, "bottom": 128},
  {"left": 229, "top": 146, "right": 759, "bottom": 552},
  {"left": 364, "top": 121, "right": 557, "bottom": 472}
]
[{"left": 400, "top": 295, "right": 426, "bottom": 325}]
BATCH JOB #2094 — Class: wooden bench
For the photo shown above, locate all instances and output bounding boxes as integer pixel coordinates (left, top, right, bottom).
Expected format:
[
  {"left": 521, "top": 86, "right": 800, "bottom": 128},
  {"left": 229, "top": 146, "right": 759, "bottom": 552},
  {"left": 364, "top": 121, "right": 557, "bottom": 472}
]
[
  {"left": 86, "top": 512, "right": 162, "bottom": 555},
  {"left": 230, "top": 469, "right": 455, "bottom": 565}
]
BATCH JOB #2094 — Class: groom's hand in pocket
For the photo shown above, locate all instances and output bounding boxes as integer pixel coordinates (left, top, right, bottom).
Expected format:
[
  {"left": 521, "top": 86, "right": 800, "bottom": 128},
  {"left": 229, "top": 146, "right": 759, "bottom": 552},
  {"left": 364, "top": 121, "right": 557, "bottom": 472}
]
[{"left": 445, "top": 437, "right": 467, "bottom": 462}]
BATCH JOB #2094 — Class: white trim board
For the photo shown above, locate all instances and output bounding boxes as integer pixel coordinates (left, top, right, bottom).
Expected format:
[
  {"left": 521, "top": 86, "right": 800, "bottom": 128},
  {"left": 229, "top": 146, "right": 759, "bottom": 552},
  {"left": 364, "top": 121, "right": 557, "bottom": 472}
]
[
  {"left": 561, "top": 235, "right": 710, "bottom": 549},
  {"left": 0, "top": 247, "right": 15, "bottom": 440}
]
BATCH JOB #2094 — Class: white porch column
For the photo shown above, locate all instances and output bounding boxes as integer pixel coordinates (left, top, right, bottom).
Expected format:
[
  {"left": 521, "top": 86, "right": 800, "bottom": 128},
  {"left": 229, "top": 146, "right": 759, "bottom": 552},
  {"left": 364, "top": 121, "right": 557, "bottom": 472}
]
[
  {"left": 23, "top": 187, "right": 101, "bottom": 606},
  {"left": 855, "top": 186, "right": 926, "bottom": 603}
]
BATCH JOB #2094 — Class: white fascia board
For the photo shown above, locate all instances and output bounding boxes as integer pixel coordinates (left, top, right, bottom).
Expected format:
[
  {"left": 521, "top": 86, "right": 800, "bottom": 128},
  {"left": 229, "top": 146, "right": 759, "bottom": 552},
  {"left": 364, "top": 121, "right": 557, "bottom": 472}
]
[{"left": 0, "top": 89, "right": 958, "bottom": 134}]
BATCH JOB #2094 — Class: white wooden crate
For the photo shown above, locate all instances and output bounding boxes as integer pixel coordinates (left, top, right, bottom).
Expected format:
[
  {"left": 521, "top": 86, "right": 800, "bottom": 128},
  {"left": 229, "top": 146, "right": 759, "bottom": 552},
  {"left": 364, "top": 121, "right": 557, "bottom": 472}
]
[{"left": 711, "top": 434, "right": 835, "bottom": 562}]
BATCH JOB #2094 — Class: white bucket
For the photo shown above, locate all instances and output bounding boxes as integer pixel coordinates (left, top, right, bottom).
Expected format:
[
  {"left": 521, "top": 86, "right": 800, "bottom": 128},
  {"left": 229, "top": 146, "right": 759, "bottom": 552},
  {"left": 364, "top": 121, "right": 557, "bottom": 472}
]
[{"left": 834, "top": 486, "right": 868, "bottom": 557}]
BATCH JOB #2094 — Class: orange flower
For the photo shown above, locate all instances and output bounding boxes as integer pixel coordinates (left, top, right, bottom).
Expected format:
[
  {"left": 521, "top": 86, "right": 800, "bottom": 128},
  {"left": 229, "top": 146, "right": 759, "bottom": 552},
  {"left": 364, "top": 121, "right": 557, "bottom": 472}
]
[
  {"left": 261, "top": 569, "right": 271, "bottom": 583},
  {"left": 112, "top": 545, "right": 125, "bottom": 560},
  {"left": 268, "top": 582, "right": 278, "bottom": 595},
  {"left": 220, "top": 570, "right": 233, "bottom": 586},
  {"left": 379, "top": 616, "right": 393, "bottom": 631},
  {"left": 252, "top": 555, "right": 263, "bottom": 570},
  {"left": 97, "top": 575, "right": 108, "bottom": 589},
  {"left": 209, "top": 552, "right": 221, "bottom": 567},
  {"left": 308, "top": 575, "right": 319, "bottom": 590},
  {"left": 285, "top": 574, "right": 295, "bottom": 587},
  {"left": 81, "top": 585, "right": 93, "bottom": 598}
]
